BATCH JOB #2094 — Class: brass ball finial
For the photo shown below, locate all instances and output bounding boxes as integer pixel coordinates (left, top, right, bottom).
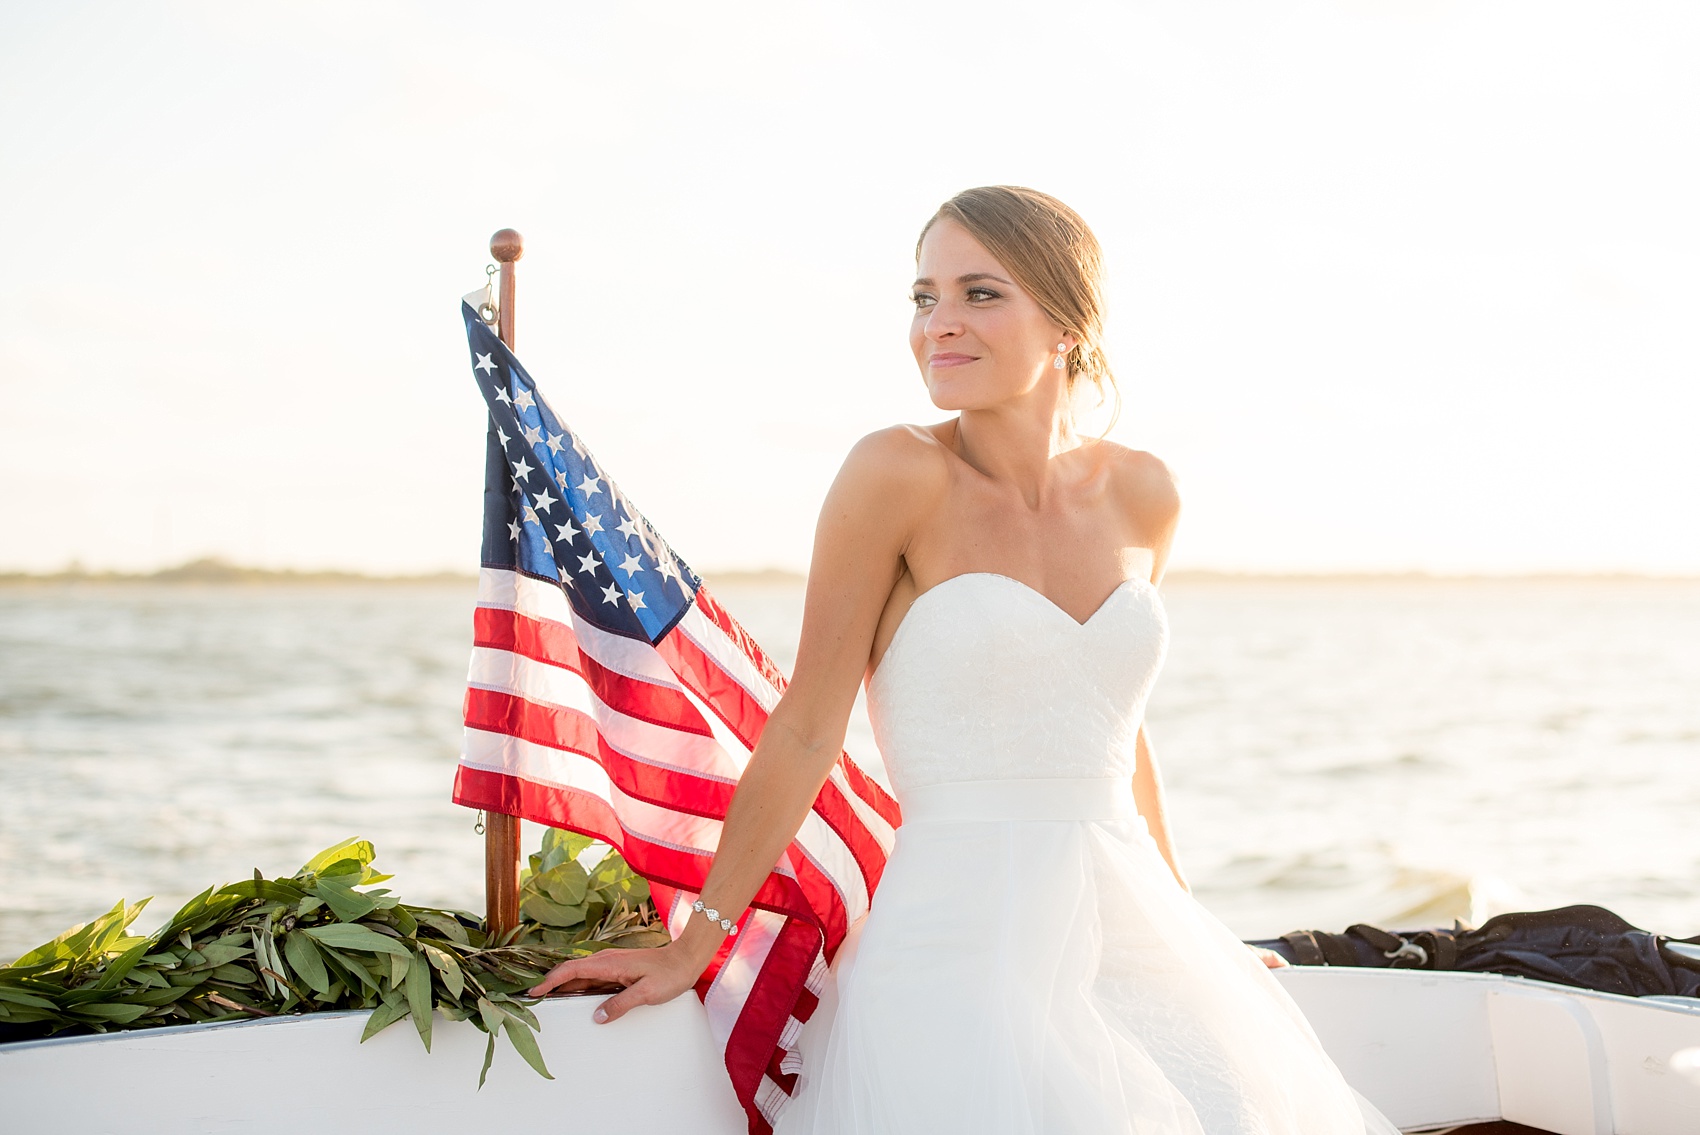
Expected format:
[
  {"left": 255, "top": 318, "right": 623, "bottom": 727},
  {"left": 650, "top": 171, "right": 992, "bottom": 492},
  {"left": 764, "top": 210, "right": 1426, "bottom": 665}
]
[{"left": 490, "top": 228, "right": 524, "bottom": 263}]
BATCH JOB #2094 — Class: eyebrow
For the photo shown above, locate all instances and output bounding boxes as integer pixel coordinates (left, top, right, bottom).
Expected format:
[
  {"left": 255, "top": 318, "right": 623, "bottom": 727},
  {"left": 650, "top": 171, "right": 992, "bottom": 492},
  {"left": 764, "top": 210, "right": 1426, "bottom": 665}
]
[{"left": 911, "top": 272, "right": 1014, "bottom": 288}]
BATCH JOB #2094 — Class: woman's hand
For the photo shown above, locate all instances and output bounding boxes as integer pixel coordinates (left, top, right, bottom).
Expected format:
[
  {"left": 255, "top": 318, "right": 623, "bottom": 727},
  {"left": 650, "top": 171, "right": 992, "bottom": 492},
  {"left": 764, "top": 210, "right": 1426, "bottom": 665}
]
[
  {"left": 528, "top": 939, "right": 708, "bottom": 1024},
  {"left": 1248, "top": 944, "right": 1290, "bottom": 970}
]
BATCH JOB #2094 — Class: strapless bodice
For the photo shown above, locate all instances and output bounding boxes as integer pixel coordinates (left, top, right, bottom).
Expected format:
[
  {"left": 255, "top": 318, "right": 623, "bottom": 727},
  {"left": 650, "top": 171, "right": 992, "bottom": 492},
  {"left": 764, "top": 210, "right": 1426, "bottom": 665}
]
[{"left": 866, "top": 573, "right": 1169, "bottom": 797}]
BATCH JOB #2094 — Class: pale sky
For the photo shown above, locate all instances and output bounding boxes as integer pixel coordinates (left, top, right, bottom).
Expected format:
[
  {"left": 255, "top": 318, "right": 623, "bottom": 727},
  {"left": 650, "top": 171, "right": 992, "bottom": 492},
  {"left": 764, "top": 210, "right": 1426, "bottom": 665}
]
[{"left": 2, "top": 1, "right": 1696, "bottom": 575}]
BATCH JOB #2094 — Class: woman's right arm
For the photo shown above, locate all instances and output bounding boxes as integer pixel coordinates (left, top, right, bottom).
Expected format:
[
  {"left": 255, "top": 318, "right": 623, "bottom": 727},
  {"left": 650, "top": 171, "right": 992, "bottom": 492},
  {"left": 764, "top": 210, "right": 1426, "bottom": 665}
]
[{"left": 528, "top": 427, "right": 941, "bottom": 1023}]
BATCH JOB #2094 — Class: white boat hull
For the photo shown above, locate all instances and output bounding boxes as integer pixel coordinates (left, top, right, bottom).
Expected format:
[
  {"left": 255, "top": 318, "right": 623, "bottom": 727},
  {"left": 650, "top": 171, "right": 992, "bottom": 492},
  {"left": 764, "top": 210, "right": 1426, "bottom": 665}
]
[{"left": 3, "top": 969, "right": 1697, "bottom": 1134}]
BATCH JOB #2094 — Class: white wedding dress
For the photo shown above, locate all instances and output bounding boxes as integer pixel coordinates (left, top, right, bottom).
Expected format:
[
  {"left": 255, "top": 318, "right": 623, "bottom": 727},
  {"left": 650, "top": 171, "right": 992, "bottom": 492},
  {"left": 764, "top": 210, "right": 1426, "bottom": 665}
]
[{"left": 774, "top": 573, "right": 1400, "bottom": 1134}]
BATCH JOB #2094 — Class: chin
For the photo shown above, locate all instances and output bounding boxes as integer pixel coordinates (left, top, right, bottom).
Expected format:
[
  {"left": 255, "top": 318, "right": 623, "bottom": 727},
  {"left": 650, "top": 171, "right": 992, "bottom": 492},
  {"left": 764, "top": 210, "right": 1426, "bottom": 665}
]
[{"left": 924, "top": 374, "right": 1017, "bottom": 413}]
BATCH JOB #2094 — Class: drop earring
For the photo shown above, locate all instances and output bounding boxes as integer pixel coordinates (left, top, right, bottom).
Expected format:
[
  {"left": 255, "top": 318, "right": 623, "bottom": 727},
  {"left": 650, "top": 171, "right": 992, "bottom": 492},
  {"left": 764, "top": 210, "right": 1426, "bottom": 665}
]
[{"left": 1053, "top": 343, "right": 1068, "bottom": 370}]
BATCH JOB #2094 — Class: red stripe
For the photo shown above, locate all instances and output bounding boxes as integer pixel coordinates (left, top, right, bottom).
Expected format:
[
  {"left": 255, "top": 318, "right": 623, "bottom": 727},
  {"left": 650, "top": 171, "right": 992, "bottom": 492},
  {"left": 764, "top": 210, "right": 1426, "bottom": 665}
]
[
  {"left": 659, "top": 626, "right": 893, "bottom": 915},
  {"left": 463, "top": 687, "right": 736, "bottom": 817},
  {"left": 474, "top": 606, "right": 712, "bottom": 736},
  {"left": 676, "top": 589, "right": 901, "bottom": 829},
  {"left": 453, "top": 766, "right": 821, "bottom": 923},
  {"left": 721, "top": 917, "right": 821, "bottom": 1132}
]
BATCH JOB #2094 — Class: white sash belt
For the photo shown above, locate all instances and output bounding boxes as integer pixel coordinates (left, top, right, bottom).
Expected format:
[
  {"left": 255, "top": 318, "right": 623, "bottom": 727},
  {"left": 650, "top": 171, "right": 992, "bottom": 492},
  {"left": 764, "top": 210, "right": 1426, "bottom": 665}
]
[{"left": 899, "top": 776, "right": 1139, "bottom": 824}]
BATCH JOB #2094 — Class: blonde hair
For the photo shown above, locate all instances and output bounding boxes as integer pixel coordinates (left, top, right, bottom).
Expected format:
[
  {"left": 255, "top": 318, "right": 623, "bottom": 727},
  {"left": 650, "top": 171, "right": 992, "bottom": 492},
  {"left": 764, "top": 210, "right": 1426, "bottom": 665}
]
[{"left": 917, "top": 186, "right": 1121, "bottom": 431}]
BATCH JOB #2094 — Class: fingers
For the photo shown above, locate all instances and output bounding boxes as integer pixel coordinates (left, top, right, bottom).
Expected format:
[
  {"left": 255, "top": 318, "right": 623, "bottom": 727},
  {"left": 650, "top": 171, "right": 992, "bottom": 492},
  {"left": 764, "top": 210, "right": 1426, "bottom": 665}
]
[
  {"left": 528, "top": 952, "right": 626, "bottom": 997},
  {"left": 594, "top": 981, "right": 651, "bottom": 1024}
]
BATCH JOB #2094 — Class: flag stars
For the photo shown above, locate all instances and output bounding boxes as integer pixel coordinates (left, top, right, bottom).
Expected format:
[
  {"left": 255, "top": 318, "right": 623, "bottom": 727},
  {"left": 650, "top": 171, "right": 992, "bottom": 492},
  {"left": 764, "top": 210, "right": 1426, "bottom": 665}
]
[
  {"left": 618, "top": 553, "right": 644, "bottom": 579},
  {"left": 512, "top": 457, "right": 534, "bottom": 481},
  {"left": 555, "top": 520, "right": 580, "bottom": 542},
  {"left": 600, "top": 581, "right": 622, "bottom": 605},
  {"left": 521, "top": 424, "right": 543, "bottom": 446},
  {"left": 656, "top": 558, "right": 682, "bottom": 588},
  {"left": 546, "top": 433, "right": 564, "bottom": 455},
  {"left": 494, "top": 387, "right": 513, "bottom": 406},
  {"left": 513, "top": 388, "right": 536, "bottom": 411},
  {"left": 577, "top": 551, "right": 602, "bottom": 577},
  {"left": 507, "top": 520, "right": 521, "bottom": 541},
  {"left": 474, "top": 352, "right": 497, "bottom": 375},
  {"left": 522, "top": 506, "right": 539, "bottom": 525},
  {"left": 578, "top": 473, "right": 603, "bottom": 498},
  {"left": 495, "top": 426, "right": 511, "bottom": 448},
  {"left": 581, "top": 512, "right": 604, "bottom": 536},
  {"left": 532, "top": 488, "right": 556, "bottom": 513},
  {"left": 555, "top": 469, "right": 570, "bottom": 491},
  {"left": 616, "top": 514, "right": 642, "bottom": 540},
  {"left": 627, "top": 589, "right": 647, "bottom": 611}
]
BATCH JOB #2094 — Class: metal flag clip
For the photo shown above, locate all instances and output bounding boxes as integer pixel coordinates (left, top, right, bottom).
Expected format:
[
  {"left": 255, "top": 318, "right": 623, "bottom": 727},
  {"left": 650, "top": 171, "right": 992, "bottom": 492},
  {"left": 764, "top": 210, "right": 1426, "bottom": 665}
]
[{"left": 462, "top": 263, "right": 499, "bottom": 327}]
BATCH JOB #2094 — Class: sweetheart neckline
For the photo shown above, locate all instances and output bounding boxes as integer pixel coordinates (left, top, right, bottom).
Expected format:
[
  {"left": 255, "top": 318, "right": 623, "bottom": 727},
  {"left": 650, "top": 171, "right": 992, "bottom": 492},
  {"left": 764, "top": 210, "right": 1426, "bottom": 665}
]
[{"left": 868, "top": 572, "right": 1160, "bottom": 687}]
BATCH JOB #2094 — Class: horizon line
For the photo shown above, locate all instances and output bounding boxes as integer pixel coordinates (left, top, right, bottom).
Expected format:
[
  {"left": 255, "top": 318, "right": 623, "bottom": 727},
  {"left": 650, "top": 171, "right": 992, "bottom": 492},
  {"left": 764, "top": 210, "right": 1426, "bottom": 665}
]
[{"left": 2, "top": 557, "right": 1697, "bottom": 588}]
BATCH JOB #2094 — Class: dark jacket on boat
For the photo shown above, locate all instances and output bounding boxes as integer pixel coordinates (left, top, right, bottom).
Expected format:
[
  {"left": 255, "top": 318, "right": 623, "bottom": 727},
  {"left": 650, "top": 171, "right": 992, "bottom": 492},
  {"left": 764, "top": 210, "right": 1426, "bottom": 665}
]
[{"left": 1254, "top": 904, "right": 1700, "bottom": 999}]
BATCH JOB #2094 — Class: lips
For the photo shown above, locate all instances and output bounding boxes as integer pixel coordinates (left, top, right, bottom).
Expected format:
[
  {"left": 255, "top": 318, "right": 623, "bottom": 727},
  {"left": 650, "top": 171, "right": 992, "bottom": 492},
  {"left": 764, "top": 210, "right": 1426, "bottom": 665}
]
[{"left": 929, "top": 353, "right": 976, "bottom": 368}]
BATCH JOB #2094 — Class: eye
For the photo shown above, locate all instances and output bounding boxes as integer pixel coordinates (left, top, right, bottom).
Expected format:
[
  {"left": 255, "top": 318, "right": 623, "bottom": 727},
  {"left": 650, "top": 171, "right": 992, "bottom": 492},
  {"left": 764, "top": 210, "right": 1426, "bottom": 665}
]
[
  {"left": 910, "top": 292, "right": 937, "bottom": 309},
  {"left": 966, "top": 287, "right": 1001, "bottom": 302}
]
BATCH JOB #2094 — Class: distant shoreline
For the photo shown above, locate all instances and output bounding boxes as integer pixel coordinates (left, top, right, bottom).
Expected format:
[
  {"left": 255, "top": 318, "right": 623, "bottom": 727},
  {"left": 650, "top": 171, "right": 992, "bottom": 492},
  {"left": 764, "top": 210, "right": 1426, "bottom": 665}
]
[{"left": 2, "top": 558, "right": 1695, "bottom": 588}]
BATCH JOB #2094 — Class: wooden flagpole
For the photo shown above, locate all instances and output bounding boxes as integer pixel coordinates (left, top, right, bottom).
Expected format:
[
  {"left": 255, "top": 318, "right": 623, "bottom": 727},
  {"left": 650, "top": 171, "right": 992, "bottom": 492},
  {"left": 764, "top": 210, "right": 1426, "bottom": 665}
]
[{"left": 485, "top": 227, "right": 525, "bottom": 939}]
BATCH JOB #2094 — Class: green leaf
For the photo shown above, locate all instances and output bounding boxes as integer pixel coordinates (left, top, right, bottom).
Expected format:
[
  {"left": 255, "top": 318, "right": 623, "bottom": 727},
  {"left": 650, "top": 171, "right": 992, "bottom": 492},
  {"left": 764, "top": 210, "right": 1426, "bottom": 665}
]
[
  {"left": 304, "top": 923, "right": 411, "bottom": 958},
  {"left": 192, "top": 941, "right": 251, "bottom": 969},
  {"left": 67, "top": 1002, "right": 148, "bottom": 1023},
  {"left": 0, "top": 987, "right": 58, "bottom": 1009},
  {"left": 317, "top": 946, "right": 381, "bottom": 996},
  {"left": 413, "top": 911, "right": 470, "bottom": 946},
  {"left": 519, "top": 894, "right": 587, "bottom": 929},
  {"left": 534, "top": 861, "right": 590, "bottom": 907},
  {"left": 282, "top": 932, "right": 332, "bottom": 995},
  {"left": 477, "top": 1031, "right": 497, "bottom": 1089},
  {"left": 360, "top": 995, "right": 409, "bottom": 1042},
  {"left": 301, "top": 838, "right": 376, "bottom": 877},
  {"left": 421, "top": 945, "right": 464, "bottom": 1000},
  {"left": 404, "top": 950, "right": 433, "bottom": 1051},
  {"left": 89, "top": 938, "right": 154, "bottom": 991},
  {"left": 501, "top": 1016, "right": 553, "bottom": 1080},
  {"left": 311, "top": 876, "right": 377, "bottom": 923},
  {"left": 476, "top": 996, "right": 505, "bottom": 1035},
  {"left": 208, "top": 963, "right": 258, "bottom": 985},
  {"left": 217, "top": 878, "right": 307, "bottom": 904}
]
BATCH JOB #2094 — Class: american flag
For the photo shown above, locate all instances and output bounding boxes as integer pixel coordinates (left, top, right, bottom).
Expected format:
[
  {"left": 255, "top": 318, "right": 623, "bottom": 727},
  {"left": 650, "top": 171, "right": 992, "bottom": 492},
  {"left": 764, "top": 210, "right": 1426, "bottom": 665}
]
[{"left": 451, "top": 303, "right": 901, "bottom": 1133}]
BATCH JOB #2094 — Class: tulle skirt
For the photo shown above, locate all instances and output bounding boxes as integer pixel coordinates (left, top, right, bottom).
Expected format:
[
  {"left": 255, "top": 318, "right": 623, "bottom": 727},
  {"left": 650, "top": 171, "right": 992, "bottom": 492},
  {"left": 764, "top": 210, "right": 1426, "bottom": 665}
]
[{"left": 774, "top": 777, "right": 1400, "bottom": 1135}]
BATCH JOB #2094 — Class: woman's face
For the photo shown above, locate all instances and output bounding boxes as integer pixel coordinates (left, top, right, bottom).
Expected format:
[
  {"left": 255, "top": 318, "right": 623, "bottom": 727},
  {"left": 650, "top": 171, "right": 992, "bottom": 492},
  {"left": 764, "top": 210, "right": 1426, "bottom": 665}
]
[{"left": 909, "top": 218, "right": 1070, "bottom": 412}]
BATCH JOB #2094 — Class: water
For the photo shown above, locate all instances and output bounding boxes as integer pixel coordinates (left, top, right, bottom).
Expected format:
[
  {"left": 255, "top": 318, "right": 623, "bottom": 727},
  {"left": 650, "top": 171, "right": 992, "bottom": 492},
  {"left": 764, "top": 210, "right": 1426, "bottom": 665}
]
[{"left": 2, "top": 578, "right": 1698, "bottom": 961}]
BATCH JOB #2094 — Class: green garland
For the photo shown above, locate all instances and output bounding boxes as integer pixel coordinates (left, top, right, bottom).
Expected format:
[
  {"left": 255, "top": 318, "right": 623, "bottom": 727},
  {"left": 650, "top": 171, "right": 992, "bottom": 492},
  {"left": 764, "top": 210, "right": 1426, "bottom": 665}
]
[{"left": 0, "top": 830, "right": 670, "bottom": 1084}]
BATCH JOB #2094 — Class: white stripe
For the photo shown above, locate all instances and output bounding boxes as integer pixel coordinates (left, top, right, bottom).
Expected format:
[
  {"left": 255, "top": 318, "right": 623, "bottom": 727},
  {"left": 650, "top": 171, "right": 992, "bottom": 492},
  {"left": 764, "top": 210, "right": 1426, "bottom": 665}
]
[
  {"left": 700, "top": 906, "right": 784, "bottom": 1048},
  {"left": 828, "top": 763, "right": 899, "bottom": 857},
  {"left": 461, "top": 728, "right": 724, "bottom": 853},
  {"left": 675, "top": 603, "right": 784, "bottom": 713},
  {"left": 467, "top": 646, "right": 741, "bottom": 782},
  {"left": 478, "top": 567, "right": 682, "bottom": 688},
  {"left": 755, "top": 1073, "right": 792, "bottom": 1125}
]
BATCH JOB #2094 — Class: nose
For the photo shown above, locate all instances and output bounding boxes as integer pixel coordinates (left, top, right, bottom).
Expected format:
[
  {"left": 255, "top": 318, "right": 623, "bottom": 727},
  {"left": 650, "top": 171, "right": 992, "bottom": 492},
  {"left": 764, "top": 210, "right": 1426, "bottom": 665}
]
[{"left": 923, "top": 300, "right": 963, "bottom": 341}]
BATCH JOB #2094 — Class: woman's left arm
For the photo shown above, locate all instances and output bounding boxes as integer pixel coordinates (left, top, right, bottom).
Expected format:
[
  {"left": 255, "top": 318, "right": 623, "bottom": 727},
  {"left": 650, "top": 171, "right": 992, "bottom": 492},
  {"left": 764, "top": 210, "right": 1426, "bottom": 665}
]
[
  {"left": 1118, "top": 447, "right": 1286, "bottom": 967},
  {"left": 1132, "top": 724, "right": 1188, "bottom": 892}
]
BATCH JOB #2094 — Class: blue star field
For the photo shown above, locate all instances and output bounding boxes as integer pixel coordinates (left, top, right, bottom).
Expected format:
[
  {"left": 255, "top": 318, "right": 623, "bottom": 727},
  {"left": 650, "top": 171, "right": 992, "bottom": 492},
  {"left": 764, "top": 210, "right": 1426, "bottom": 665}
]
[{"left": 464, "top": 303, "right": 701, "bottom": 644}]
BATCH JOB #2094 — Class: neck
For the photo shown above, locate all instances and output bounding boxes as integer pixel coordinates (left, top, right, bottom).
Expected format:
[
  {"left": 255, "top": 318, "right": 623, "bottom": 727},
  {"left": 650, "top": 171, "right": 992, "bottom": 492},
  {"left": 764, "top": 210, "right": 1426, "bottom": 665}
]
[{"left": 953, "top": 382, "right": 1081, "bottom": 509}]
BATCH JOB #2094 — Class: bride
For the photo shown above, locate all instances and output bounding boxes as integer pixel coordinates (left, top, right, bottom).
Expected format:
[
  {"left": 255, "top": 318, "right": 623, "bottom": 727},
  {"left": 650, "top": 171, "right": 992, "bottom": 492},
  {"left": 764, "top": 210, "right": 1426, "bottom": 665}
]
[{"left": 532, "top": 186, "right": 1399, "bottom": 1133}]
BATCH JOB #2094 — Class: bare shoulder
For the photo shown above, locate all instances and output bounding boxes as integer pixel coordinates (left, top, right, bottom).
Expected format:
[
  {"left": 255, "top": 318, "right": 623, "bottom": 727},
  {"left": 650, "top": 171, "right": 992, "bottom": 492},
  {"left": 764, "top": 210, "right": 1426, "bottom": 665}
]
[
  {"left": 815, "top": 423, "right": 953, "bottom": 561},
  {"left": 1093, "top": 440, "right": 1180, "bottom": 527},
  {"left": 830, "top": 423, "right": 952, "bottom": 508}
]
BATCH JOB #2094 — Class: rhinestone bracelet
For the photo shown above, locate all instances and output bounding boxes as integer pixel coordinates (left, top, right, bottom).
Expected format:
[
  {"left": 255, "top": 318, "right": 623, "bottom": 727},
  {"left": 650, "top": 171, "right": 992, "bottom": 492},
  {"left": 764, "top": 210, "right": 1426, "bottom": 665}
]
[{"left": 691, "top": 898, "right": 739, "bottom": 935}]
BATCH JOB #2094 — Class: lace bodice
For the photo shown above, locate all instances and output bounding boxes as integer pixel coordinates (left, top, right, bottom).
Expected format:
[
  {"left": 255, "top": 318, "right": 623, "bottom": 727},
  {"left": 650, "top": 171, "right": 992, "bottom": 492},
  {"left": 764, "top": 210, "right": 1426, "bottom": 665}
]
[{"left": 866, "top": 573, "right": 1169, "bottom": 797}]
